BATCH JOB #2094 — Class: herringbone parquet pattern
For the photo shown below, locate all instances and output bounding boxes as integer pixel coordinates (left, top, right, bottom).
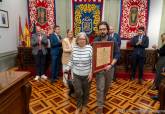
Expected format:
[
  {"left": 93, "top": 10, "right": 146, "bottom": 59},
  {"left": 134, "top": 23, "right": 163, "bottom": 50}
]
[{"left": 29, "top": 78, "right": 160, "bottom": 114}]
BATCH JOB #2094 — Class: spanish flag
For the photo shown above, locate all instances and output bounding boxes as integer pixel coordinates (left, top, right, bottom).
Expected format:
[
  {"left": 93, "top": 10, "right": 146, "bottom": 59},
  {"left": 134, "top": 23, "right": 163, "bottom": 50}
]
[
  {"left": 24, "top": 18, "right": 31, "bottom": 47},
  {"left": 19, "top": 16, "right": 24, "bottom": 46}
]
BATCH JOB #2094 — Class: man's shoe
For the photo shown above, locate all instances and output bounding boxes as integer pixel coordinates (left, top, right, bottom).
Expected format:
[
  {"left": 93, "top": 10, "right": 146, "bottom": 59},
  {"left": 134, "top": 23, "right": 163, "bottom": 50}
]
[
  {"left": 151, "top": 95, "right": 159, "bottom": 101},
  {"left": 82, "top": 106, "right": 87, "bottom": 114},
  {"left": 75, "top": 108, "right": 81, "bottom": 114},
  {"left": 138, "top": 79, "right": 143, "bottom": 84},
  {"left": 41, "top": 74, "right": 48, "bottom": 80},
  {"left": 130, "top": 77, "right": 135, "bottom": 81},
  {"left": 113, "top": 77, "right": 117, "bottom": 82},
  {"left": 96, "top": 107, "right": 103, "bottom": 114},
  {"left": 34, "top": 76, "right": 40, "bottom": 80},
  {"left": 150, "top": 85, "right": 157, "bottom": 90}
]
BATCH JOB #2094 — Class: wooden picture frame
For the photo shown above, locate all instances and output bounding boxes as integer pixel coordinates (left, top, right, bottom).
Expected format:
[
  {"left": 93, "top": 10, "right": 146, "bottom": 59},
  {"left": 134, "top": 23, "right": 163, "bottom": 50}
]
[
  {"left": 92, "top": 41, "right": 114, "bottom": 74},
  {"left": 0, "top": 9, "right": 9, "bottom": 28}
]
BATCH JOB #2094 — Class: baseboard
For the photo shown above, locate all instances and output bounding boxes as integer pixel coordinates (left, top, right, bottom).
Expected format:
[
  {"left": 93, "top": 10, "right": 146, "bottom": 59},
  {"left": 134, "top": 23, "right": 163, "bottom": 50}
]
[{"left": 0, "top": 50, "right": 17, "bottom": 71}]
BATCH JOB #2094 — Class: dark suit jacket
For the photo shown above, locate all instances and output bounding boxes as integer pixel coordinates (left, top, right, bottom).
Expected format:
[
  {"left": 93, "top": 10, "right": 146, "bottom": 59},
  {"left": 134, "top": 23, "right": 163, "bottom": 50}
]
[
  {"left": 49, "top": 33, "right": 62, "bottom": 56},
  {"left": 110, "top": 33, "right": 121, "bottom": 47},
  {"left": 157, "top": 44, "right": 165, "bottom": 57},
  {"left": 131, "top": 35, "right": 149, "bottom": 57}
]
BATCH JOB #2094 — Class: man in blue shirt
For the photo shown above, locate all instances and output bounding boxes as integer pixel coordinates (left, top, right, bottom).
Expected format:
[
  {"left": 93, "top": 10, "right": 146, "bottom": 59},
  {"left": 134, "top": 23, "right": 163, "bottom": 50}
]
[
  {"left": 94, "top": 21, "right": 120, "bottom": 114},
  {"left": 49, "top": 25, "right": 62, "bottom": 84},
  {"left": 109, "top": 25, "right": 121, "bottom": 81}
]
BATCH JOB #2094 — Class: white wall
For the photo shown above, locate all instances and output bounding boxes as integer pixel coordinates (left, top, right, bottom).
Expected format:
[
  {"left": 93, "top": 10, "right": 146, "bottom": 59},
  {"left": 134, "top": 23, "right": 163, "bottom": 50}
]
[
  {"left": 120, "top": 0, "right": 163, "bottom": 49},
  {"left": 0, "top": 0, "right": 28, "bottom": 53},
  {"left": 56, "top": 0, "right": 67, "bottom": 38},
  {"left": 159, "top": 0, "right": 165, "bottom": 47},
  {"left": 147, "top": 0, "right": 163, "bottom": 48}
]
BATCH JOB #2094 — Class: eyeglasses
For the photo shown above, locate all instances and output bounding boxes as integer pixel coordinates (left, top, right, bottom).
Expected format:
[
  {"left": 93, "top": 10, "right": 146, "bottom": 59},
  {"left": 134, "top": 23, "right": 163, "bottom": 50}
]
[{"left": 99, "top": 28, "right": 107, "bottom": 31}]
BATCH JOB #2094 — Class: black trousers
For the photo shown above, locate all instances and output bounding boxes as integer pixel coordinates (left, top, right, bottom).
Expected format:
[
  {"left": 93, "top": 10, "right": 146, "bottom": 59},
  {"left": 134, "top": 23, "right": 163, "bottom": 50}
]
[
  {"left": 73, "top": 74, "right": 91, "bottom": 108},
  {"left": 154, "top": 56, "right": 165, "bottom": 88},
  {"left": 34, "top": 50, "right": 46, "bottom": 76},
  {"left": 131, "top": 54, "right": 145, "bottom": 80}
]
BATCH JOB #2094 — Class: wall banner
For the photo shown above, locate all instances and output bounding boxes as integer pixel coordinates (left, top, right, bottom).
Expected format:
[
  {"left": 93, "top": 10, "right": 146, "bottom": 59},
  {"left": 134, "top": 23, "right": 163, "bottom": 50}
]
[
  {"left": 28, "top": 0, "right": 56, "bottom": 35},
  {"left": 119, "top": 0, "right": 150, "bottom": 39},
  {"left": 72, "top": 0, "right": 104, "bottom": 36}
]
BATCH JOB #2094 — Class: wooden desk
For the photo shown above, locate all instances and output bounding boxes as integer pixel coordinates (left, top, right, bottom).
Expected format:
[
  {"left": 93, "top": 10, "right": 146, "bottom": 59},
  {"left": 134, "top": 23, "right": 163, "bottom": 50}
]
[
  {"left": 117, "top": 48, "right": 157, "bottom": 71},
  {"left": 162, "top": 73, "right": 165, "bottom": 76},
  {"left": 17, "top": 47, "right": 157, "bottom": 71},
  {"left": 17, "top": 47, "right": 51, "bottom": 70},
  {"left": 0, "top": 71, "right": 31, "bottom": 114},
  {"left": 17, "top": 47, "right": 34, "bottom": 69}
]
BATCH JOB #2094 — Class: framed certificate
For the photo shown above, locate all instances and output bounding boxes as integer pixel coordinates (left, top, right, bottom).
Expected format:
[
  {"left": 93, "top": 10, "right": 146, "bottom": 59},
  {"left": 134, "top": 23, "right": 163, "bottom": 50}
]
[{"left": 92, "top": 41, "right": 114, "bottom": 74}]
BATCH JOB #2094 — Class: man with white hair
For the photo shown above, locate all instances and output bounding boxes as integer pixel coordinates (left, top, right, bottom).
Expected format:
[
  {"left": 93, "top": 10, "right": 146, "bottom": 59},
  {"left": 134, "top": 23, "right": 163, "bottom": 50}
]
[{"left": 31, "top": 26, "right": 48, "bottom": 80}]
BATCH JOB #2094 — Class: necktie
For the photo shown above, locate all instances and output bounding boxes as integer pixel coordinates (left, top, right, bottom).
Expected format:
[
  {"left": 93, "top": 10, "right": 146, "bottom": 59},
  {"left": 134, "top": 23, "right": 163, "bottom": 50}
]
[{"left": 38, "top": 34, "right": 42, "bottom": 49}]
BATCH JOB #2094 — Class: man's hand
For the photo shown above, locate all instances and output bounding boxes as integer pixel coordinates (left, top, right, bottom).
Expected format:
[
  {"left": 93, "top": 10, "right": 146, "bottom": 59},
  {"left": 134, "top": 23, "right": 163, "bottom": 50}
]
[
  {"left": 136, "top": 40, "right": 142, "bottom": 45},
  {"left": 104, "top": 64, "right": 113, "bottom": 71},
  {"left": 152, "top": 44, "right": 157, "bottom": 49},
  {"left": 139, "top": 39, "right": 142, "bottom": 45},
  {"left": 136, "top": 41, "right": 140, "bottom": 45}
]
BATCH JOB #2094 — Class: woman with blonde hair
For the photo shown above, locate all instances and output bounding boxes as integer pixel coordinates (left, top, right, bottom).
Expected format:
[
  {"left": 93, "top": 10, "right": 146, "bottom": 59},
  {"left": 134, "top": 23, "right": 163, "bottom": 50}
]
[
  {"left": 66, "top": 32, "right": 93, "bottom": 114},
  {"left": 62, "top": 29, "right": 76, "bottom": 87}
]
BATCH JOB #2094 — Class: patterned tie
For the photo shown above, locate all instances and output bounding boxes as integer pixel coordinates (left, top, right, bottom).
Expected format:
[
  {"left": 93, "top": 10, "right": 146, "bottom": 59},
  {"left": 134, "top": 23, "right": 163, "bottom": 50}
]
[{"left": 38, "top": 34, "right": 42, "bottom": 49}]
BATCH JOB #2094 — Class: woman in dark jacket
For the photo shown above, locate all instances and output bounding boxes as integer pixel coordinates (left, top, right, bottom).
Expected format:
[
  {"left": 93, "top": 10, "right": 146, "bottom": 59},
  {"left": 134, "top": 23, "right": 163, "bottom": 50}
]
[
  {"left": 151, "top": 33, "right": 165, "bottom": 100},
  {"left": 151, "top": 33, "right": 165, "bottom": 90}
]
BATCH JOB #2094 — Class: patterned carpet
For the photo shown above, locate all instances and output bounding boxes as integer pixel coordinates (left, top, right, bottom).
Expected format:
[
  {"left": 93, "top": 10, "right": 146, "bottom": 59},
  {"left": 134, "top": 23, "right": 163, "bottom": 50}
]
[{"left": 29, "top": 78, "right": 160, "bottom": 114}]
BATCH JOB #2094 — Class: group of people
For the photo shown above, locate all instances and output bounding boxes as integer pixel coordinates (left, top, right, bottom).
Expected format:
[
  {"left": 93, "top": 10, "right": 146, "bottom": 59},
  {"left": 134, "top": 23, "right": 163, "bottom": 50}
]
[
  {"left": 63, "top": 21, "right": 120, "bottom": 114},
  {"left": 31, "top": 21, "right": 165, "bottom": 114}
]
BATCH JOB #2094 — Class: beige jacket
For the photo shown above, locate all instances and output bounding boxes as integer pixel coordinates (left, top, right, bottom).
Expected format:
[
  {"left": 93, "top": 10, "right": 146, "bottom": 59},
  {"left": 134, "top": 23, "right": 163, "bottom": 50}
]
[{"left": 62, "top": 38, "right": 76, "bottom": 64}]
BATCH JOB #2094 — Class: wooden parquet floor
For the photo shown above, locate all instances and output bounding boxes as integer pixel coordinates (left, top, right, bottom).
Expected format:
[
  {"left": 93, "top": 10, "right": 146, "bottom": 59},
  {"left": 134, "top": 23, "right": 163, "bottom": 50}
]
[{"left": 29, "top": 78, "right": 160, "bottom": 114}]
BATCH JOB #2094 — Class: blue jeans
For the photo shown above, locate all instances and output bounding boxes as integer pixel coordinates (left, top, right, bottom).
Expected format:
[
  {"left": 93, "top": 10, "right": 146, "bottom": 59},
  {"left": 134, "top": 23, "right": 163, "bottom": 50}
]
[{"left": 51, "top": 55, "right": 59, "bottom": 82}]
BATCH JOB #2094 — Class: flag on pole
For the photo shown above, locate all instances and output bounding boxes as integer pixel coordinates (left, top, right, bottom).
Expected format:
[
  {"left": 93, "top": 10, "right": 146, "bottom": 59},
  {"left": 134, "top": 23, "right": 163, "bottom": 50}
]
[
  {"left": 31, "top": 22, "right": 36, "bottom": 34},
  {"left": 24, "top": 18, "right": 31, "bottom": 47},
  {"left": 18, "top": 16, "right": 24, "bottom": 46}
]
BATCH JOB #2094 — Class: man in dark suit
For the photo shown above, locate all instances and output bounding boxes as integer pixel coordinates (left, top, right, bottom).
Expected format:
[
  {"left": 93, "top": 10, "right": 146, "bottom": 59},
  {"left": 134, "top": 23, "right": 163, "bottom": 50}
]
[
  {"left": 31, "top": 26, "right": 48, "bottom": 80},
  {"left": 94, "top": 21, "right": 120, "bottom": 114},
  {"left": 130, "top": 27, "right": 149, "bottom": 84},
  {"left": 49, "top": 25, "right": 62, "bottom": 84},
  {"left": 109, "top": 25, "right": 121, "bottom": 47},
  {"left": 109, "top": 25, "right": 121, "bottom": 81}
]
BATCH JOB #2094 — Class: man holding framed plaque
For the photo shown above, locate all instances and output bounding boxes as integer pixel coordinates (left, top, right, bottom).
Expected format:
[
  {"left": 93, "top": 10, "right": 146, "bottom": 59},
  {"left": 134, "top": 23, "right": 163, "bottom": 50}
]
[{"left": 94, "top": 21, "right": 120, "bottom": 114}]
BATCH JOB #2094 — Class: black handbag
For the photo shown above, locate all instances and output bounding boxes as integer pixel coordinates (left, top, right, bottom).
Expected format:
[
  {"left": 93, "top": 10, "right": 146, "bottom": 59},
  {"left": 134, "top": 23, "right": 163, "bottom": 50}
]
[{"left": 64, "top": 71, "right": 74, "bottom": 96}]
